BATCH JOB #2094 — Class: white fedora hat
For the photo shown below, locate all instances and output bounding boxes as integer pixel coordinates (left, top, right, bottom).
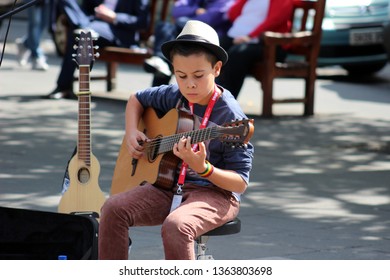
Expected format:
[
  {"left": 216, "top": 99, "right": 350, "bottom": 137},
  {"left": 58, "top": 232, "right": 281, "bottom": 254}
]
[{"left": 161, "top": 20, "right": 228, "bottom": 65}]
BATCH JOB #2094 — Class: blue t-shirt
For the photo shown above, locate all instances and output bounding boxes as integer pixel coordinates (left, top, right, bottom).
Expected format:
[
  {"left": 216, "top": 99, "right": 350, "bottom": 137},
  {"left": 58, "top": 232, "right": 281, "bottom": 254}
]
[{"left": 135, "top": 84, "right": 254, "bottom": 199}]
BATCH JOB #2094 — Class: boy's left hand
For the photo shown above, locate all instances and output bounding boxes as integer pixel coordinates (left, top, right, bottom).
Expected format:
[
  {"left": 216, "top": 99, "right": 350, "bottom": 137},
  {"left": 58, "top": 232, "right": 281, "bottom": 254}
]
[{"left": 173, "top": 136, "right": 207, "bottom": 173}]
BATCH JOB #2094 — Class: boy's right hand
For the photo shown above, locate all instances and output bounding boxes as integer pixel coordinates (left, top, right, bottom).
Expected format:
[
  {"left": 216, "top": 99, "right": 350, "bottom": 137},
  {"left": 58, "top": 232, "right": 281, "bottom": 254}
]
[{"left": 125, "top": 130, "right": 147, "bottom": 159}]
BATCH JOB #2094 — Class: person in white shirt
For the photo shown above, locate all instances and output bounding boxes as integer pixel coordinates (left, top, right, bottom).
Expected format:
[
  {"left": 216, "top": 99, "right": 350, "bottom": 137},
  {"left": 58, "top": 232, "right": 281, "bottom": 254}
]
[{"left": 217, "top": 0, "right": 293, "bottom": 98}]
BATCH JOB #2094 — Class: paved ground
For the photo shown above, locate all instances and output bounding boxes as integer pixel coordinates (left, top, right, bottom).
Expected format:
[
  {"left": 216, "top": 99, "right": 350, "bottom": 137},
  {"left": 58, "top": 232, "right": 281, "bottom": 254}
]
[{"left": 1, "top": 19, "right": 390, "bottom": 260}]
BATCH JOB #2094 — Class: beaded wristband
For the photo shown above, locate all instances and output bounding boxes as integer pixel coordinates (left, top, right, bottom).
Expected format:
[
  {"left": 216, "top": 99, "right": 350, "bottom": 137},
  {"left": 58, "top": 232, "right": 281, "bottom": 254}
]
[{"left": 198, "top": 161, "right": 214, "bottom": 178}]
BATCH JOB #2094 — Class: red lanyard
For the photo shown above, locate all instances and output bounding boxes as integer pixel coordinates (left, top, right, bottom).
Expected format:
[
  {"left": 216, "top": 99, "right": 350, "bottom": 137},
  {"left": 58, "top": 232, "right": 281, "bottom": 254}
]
[{"left": 176, "top": 87, "right": 220, "bottom": 189}]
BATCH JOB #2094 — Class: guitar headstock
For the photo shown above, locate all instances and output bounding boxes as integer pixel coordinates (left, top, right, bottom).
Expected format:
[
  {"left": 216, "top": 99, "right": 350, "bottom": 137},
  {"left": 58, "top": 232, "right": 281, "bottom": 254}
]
[
  {"left": 73, "top": 30, "right": 98, "bottom": 69},
  {"left": 217, "top": 119, "right": 254, "bottom": 147}
]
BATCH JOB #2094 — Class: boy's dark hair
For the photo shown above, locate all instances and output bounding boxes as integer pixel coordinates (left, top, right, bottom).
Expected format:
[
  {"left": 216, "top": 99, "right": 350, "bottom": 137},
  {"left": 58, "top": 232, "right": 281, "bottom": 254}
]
[{"left": 169, "top": 42, "right": 219, "bottom": 66}]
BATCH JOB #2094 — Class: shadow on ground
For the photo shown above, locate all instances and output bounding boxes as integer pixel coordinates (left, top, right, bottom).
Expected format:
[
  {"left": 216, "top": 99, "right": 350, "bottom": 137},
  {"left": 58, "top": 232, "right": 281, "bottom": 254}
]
[{"left": 1, "top": 95, "right": 389, "bottom": 259}]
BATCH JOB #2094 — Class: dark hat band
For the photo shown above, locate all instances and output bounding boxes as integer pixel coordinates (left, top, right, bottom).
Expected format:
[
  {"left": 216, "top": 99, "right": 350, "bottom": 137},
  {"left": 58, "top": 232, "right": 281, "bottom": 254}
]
[
  {"left": 176, "top": 34, "right": 213, "bottom": 45},
  {"left": 161, "top": 34, "right": 228, "bottom": 65}
]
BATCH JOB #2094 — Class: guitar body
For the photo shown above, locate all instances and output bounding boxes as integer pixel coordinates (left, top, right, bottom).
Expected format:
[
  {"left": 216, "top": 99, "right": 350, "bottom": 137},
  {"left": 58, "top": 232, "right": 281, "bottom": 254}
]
[
  {"left": 110, "top": 107, "right": 254, "bottom": 195},
  {"left": 58, "top": 153, "right": 106, "bottom": 214},
  {"left": 111, "top": 108, "right": 194, "bottom": 195}
]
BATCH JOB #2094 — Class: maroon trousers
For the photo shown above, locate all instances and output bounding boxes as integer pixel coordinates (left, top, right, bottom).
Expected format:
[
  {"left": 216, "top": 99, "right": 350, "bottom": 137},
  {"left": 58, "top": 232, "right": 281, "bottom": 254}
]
[{"left": 98, "top": 183, "right": 239, "bottom": 260}]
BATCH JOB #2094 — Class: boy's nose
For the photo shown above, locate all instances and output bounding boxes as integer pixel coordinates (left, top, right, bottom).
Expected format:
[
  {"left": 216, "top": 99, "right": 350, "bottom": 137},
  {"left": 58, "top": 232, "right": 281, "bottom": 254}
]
[{"left": 186, "top": 80, "right": 196, "bottom": 88}]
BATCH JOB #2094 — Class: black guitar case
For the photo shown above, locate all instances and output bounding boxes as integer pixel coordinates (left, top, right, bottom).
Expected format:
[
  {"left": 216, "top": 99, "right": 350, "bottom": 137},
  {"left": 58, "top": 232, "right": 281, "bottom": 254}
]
[{"left": 0, "top": 206, "right": 99, "bottom": 260}]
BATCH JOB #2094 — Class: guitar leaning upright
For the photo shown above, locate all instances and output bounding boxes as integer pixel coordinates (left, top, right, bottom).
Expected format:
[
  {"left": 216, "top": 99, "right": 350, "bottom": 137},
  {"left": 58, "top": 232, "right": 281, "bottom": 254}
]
[{"left": 58, "top": 31, "right": 106, "bottom": 216}]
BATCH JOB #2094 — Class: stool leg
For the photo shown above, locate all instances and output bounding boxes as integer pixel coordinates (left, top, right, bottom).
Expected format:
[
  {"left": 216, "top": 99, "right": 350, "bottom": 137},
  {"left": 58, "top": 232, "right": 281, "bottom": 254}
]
[
  {"left": 195, "top": 236, "right": 214, "bottom": 260},
  {"left": 127, "top": 238, "right": 132, "bottom": 260}
]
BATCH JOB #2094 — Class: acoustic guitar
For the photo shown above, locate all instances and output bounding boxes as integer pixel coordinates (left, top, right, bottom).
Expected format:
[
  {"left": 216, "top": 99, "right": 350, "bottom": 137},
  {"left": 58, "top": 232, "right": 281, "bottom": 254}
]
[
  {"left": 110, "top": 107, "right": 254, "bottom": 195},
  {"left": 58, "top": 31, "right": 106, "bottom": 215}
]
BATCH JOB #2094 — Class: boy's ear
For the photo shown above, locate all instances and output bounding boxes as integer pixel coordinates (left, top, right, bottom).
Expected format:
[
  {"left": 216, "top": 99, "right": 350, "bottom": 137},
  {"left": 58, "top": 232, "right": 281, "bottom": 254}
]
[{"left": 214, "top": 61, "right": 223, "bottom": 77}]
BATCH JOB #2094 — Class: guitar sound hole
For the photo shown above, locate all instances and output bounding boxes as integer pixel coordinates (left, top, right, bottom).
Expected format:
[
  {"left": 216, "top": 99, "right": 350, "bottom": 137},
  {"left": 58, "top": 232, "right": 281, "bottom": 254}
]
[
  {"left": 148, "top": 137, "right": 161, "bottom": 162},
  {"left": 78, "top": 167, "right": 90, "bottom": 184}
]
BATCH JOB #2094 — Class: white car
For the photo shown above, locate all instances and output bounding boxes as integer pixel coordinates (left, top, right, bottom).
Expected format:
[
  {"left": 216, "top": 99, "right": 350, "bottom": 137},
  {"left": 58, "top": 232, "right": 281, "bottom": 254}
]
[{"left": 317, "top": 0, "right": 390, "bottom": 75}]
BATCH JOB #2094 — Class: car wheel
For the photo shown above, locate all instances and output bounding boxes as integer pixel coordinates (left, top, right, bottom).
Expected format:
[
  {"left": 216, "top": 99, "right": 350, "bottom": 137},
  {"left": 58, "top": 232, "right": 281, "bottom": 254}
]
[{"left": 342, "top": 62, "right": 387, "bottom": 76}]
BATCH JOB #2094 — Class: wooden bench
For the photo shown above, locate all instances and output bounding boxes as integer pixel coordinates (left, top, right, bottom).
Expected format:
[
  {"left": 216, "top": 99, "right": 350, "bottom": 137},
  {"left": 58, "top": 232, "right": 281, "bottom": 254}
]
[{"left": 94, "top": 0, "right": 173, "bottom": 92}]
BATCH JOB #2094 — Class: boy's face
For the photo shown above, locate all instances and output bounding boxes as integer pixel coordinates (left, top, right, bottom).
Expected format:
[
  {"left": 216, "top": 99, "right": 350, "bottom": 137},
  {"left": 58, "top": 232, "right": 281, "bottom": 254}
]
[{"left": 172, "top": 53, "right": 222, "bottom": 105}]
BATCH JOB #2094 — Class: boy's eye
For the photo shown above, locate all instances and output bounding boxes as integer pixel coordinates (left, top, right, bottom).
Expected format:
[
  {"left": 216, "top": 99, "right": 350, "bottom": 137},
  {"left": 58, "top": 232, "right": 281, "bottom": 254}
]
[{"left": 177, "top": 74, "right": 203, "bottom": 79}]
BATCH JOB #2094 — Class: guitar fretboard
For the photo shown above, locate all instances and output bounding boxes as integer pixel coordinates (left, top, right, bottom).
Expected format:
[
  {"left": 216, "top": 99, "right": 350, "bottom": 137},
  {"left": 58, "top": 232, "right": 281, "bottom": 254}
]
[
  {"left": 78, "top": 65, "right": 91, "bottom": 166},
  {"left": 157, "top": 126, "right": 218, "bottom": 154},
  {"left": 144, "top": 117, "right": 251, "bottom": 157}
]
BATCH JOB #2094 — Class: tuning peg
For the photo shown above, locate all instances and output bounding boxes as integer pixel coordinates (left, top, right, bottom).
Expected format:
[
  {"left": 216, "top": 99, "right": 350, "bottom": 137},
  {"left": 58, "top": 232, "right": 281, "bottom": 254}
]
[
  {"left": 72, "top": 58, "right": 78, "bottom": 66},
  {"left": 95, "top": 52, "right": 100, "bottom": 58}
]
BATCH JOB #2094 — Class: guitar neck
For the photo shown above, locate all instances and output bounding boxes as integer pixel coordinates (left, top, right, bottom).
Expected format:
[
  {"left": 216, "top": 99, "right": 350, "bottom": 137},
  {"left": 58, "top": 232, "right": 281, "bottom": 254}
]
[
  {"left": 155, "top": 126, "right": 217, "bottom": 154},
  {"left": 77, "top": 65, "right": 91, "bottom": 166}
]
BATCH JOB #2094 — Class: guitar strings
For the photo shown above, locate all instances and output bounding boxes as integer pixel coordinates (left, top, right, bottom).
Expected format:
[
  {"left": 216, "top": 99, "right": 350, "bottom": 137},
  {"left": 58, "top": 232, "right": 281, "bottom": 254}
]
[
  {"left": 143, "top": 126, "right": 218, "bottom": 151},
  {"left": 142, "top": 127, "right": 233, "bottom": 155},
  {"left": 137, "top": 118, "right": 248, "bottom": 157}
]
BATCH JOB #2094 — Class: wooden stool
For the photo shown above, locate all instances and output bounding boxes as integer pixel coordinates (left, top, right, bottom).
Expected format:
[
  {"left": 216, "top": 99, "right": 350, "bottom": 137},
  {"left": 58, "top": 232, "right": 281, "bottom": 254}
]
[{"left": 195, "top": 218, "right": 241, "bottom": 260}]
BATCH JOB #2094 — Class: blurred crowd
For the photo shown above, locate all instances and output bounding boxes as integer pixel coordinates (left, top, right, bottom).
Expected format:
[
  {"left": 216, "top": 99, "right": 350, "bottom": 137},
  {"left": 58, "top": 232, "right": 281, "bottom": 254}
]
[{"left": 1, "top": 0, "right": 297, "bottom": 99}]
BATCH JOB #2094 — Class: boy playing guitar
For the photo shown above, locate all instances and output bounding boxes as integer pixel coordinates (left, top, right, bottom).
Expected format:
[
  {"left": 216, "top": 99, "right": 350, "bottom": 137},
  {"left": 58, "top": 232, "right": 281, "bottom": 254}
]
[{"left": 98, "top": 20, "right": 254, "bottom": 260}]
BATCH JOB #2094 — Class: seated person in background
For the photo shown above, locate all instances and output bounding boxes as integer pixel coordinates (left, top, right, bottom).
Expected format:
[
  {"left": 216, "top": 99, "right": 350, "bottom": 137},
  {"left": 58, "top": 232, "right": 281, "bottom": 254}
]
[
  {"left": 144, "top": 0, "right": 234, "bottom": 87},
  {"left": 46, "top": 0, "right": 149, "bottom": 99},
  {"left": 217, "top": 0, "right": 293, "bottom": 99},
  {"left": 98, "top": 20, "right": 254, "bottom": 260}
]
